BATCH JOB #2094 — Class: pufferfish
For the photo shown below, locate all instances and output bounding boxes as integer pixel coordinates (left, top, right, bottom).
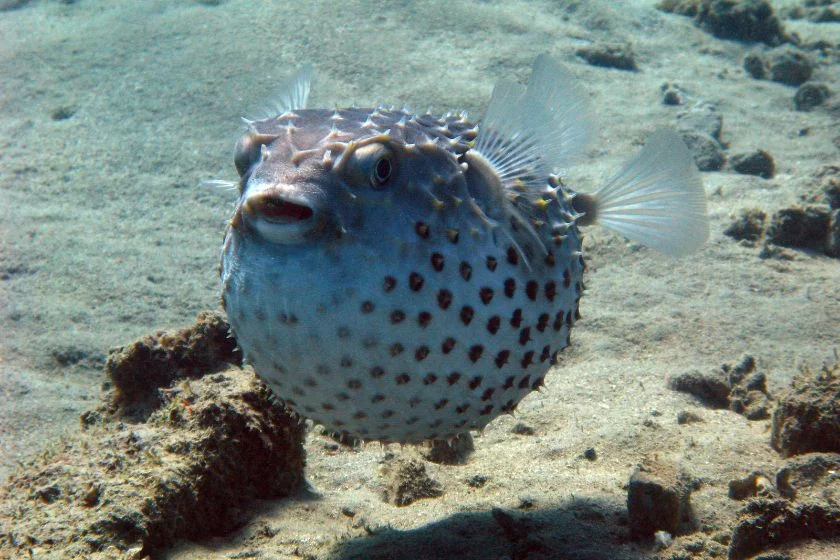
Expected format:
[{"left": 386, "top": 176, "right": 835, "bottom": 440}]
[{"left": 219, "top": 55, "right": 708, "bottom": 443}]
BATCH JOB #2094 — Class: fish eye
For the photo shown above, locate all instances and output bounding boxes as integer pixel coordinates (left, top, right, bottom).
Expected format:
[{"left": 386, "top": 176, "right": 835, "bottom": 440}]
[
  {"left": 234, "top": 132, "right": 276, "bottom": 176},
  {"left": 344, "top": 142, "right": 396, "bottom": 190},
  {"left": 371, "top": 155, "right": 393, "bottom": 189}
]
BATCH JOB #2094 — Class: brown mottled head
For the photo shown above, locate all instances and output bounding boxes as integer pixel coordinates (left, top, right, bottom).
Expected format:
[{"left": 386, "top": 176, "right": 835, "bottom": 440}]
[{"left": 231, "top": 107, "right": 480, "bottom": 247}]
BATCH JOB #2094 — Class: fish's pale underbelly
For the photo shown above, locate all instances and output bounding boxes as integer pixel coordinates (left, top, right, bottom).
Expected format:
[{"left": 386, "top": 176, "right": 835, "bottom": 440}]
[{"left": 221, "top": 233, "right": 583, "bottom": 442}]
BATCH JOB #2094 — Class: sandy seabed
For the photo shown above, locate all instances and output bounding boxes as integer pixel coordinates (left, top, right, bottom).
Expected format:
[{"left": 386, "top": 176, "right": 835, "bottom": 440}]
[{"left": 0, "top": 0, "right": 838, "bottom": 559}]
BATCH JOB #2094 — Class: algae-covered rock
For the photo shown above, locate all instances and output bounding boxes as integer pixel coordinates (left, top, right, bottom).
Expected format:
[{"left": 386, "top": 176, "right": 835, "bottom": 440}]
[{"left": 0, "top": 312, "right": 305, "bottom": 559}]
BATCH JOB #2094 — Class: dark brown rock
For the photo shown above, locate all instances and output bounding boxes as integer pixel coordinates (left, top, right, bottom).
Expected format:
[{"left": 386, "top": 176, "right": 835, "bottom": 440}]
[
  {"left": 0, "top": 367, "right": 304, "bottom": 560},
  {"left": 771, "top": 364, "right": 840, "bottom": 457},
  {"left": 697, "top": 0, "right": 788, "bottom": 46},
  {"left": 106, "top": 310, "right": 241, "bottom": 418},
  {"left": 381, "top": 458, "right": 443, "bottom": 506},
  {"left": 627, "top": 460, "right": 696, "bottom": 538},
  {"left": 680, "top": 132, "right": 726, "bottom": 171},
  {"left": 794, "top": 82, "right": 831, "bottom": 111},
  {"left": 729, "top": 498, "right": 840, "bottom": 560},
  {"left": 724, "top": 209, "right": 767, "bottom": 242},
  {"left": 775, "top": 452, "right": 840, "bottom": 501},
  {"left": 670, "top": 370, "right": 731, "bottom": 408},
  {"left": 728, "top": 471, "right": 776, "bottom": 500},
  {"left": 766, "top": 206, "right": 831, "bottom": 252},
  {"left": 743, "top": 51, "right": 768, "bottom": 79},
  {"left": 0, "top": 314, "right": 305, "bottom": 559},
  {"left": 768, "top": 46, "right": 814, "bottom": 86},
  {"left": 730, "top": 149, "right": 775, "bottom": 179},
  {"left": 827, "top": 209, "right": 840, "bottom": 258},
  {"left": 576, "top": 42, "right": 638, "bottom": 71}
]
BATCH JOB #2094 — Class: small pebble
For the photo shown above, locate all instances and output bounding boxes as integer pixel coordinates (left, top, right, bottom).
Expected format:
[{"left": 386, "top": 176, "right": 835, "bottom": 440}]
[
  {"left": 576, "top": 42, "right": 638, "bottom": 71},
  {"left": 768, "top": 46, "right": 814, "bottom": 86},
  {"left": 743, "top": 52, "right": 768, "bottom": 80},
  {"left": 730, "top": 150, "right": 775, "bottom": 179},
  {"left": 724, "top": 209, "right": 767, "bottom": 242},
  {"left": 511, "top": 422, "right": 536, "bottom": 436},
  {"left": 794, "top": 83, "right": 831, "bottom": 112},
  {"left": 661, "top": 82, "right": 685, "bottom": 105}
]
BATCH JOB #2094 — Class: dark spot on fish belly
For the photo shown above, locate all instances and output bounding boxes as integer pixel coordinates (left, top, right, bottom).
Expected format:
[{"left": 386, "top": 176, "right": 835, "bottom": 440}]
[
  {"left": 506, "top": 246, "right": 519, "bottom": 265},
  {"left": 384, "top": 275, "right": 397, "bottom": 292},
  {"left": 511, "top": 309, "right": 523, "bottom": 328},
  {"left": 409, "top": 272, "right": 424, "bottom": 291},
  {"left": 525, "top": 281, "right": 538, "bottom": 300},
  {"left": 415, "top": 346, "right": 430, "bottom": 361},
  {"left": 441, "top": 337, "right": 456, "bottom": 354},
  {"left": 418, "top": 311, "right": 432, "bottom": 328},
  {"left": 437, "top": 289, "right": 453, "bottom": 309},
  {"left": 503, "top": 278, "right": 516, "bottom": 298}
]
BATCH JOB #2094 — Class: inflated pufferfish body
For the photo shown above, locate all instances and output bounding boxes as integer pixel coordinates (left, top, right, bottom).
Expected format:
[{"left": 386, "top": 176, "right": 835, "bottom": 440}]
[{"left": 220, "top": 56, "right": 708, "bottom": 443}]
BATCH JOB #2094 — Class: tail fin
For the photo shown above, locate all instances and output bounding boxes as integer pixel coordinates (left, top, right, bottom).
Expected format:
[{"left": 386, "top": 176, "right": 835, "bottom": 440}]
[{"left": 588, "top": 129, "right": 709, "bottom": 257}]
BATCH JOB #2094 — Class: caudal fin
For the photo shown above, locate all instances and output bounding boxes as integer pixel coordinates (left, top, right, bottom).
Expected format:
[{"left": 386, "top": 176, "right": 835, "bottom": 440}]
[{"left": 591, "top": 128, "right": 709, "bottom": 257}]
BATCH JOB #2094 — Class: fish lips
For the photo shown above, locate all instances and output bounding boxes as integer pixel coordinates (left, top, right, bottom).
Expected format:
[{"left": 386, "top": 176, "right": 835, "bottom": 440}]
[{"left": 241, "top": 187, "right": 322, "bottom": 244}]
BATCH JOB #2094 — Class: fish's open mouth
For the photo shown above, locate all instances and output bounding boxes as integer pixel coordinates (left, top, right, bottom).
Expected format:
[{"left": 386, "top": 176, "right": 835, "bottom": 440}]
[{"left": 244, "top": 193, "right": 314, "bottom": 223}]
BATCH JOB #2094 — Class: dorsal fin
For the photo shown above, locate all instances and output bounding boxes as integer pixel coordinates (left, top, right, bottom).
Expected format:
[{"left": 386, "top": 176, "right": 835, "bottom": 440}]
[
  {"left": 248, "top": 64, "right": 313, "bottom": 120},
  {"left": 471, "top": 55, "right": 596, "bottom": 193}
]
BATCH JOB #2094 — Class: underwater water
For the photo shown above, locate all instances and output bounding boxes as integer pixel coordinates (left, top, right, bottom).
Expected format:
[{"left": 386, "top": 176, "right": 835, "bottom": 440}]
[{"left": 1, "top": 0, "right": 838, "bottom": 558}]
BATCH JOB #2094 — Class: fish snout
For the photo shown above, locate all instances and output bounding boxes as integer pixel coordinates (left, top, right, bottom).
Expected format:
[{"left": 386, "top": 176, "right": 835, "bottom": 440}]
[{"left": 241, "top": 186, "right": 322, "bottom": 244}]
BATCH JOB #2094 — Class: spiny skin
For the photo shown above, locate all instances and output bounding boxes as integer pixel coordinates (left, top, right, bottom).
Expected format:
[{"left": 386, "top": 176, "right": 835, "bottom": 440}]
[{"left": 221, "top": 107, "right": 584, "bottom": 443}]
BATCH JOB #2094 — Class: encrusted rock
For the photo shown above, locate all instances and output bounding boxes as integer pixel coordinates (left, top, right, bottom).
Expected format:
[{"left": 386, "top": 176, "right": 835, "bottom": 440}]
[
  {"left": 771, "top": 363, "right": 840, "bottom": 457},
  {"left": 775, "top": 452, "right": 840, "bottom": 501},
  {"left": 827, "top": 209, "right": 840, "bottom": 258},
  {"left": 105, "top": 310, "right": 241, "bottom": 417},
  {"left": 728, "top": 471, "right": 776, "bottom": 500},
  {"left": 794, "top": 82, "right": 831, "bottom": 111},
  {"left": 766, "top": 206, "right": 831, "bottom": 252},
  {"left": 380, "top": 457, "right": 443, "bottom": 506},
  {"left": 768, "top": 45, "right": 814, "bottom": 86},
  {"left": 743, "top": 51, "right": 768, "bottom": 79},
  {"left": 724, "top": 208, "right": 767, "bottom": 242},
  {"left": 627, "top": 459, "right": 696, "bottom": 538},
  {"left": 575, "top": 42, "right": 638, "bottom": 71},
  {"left": 730, "top": 149, "right": 775, "bottom": 179},
  {"left": 0, "top": 313, "right": 305, "bottom": 559},
  {"left": 670, "top": 370, "right": 731, "bottom": 408},
  {"left": 729, "top": 498, "right": 840, "bottom": 560},
  {"left": 680, "top": 132, "right": 726, "bottom": 171}
]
